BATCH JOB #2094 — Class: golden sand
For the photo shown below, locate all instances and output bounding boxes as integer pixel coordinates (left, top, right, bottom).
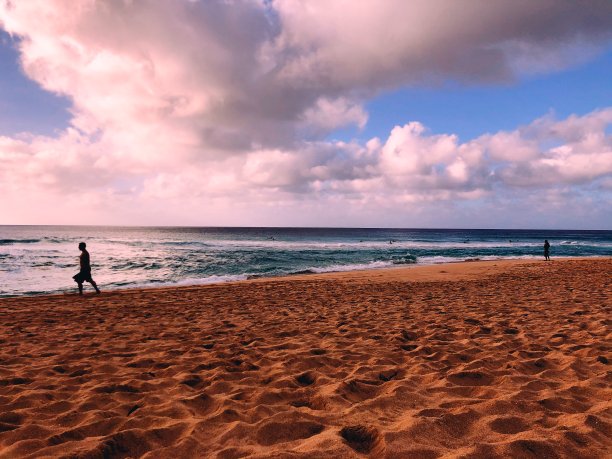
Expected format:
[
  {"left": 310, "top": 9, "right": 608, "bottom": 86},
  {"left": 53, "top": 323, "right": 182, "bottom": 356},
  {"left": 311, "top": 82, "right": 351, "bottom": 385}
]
[{"left": 0, "top": 258, "right": 610, "bottom": 458}]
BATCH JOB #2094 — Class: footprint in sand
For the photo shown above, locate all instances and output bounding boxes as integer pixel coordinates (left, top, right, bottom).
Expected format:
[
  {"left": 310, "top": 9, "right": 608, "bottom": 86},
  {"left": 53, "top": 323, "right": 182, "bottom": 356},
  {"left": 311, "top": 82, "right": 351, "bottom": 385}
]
[
  {"left": 181, "top": 393, "right": 217, "bottom": 416},
  {"left": 0, "top": 377, "right": 32, "bottom": 386},
  {"left": 338, "top": 379, "right": 381, "bottom": 402},
  {"left": 505, "top": 439, "right": 558, "bottom": 458},
  {"left": 339, "top": 425, "right": 385, "bottom": 455},
  {"left": 400, "top": 344, "right": 418, "bottom": 351},
  {"left": 378, "top": 369, "right": 398, "bottom": 382},
  {"left": 399, "top": 330, "right": 418, "bottom": 341},
  {"left": 310, "top": 348, "right": 327, "bottom": 355},
  {"left": 256, "top": 421, "right": 324, "bottom": 445},
  {"left": 0, "top": 412, "right": 23, "bottom": 433},
  {"left": 417, "top": 408, "right": 446, "bottom": 418},
  {"left": 295, "top": 371, "right": 316, "bottom": 386},
  {"left": 489, "top": 416, "right": 529, "bottom": 434},
  {"left": 180, "top": 375, "right": 204, "bottom": 388},
  {"left": 447, "top": 371, "right": 494, "bottom": 386},
  {"left": 94, "top": 384, "right": 140, "bottom": 394}
]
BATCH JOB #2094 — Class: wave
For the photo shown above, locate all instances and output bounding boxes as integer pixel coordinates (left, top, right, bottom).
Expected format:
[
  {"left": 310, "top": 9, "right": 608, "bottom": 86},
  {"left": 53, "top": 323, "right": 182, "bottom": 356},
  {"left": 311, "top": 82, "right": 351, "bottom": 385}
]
[
  {"left": 415, "top": 254, "right": 554, "bottom": 264},
  {"left": 241, "top": 256, "right": 416, "bottom": 277},
  {"left": 41, "top": 237, "right": 68, "bottom": 243},
  {"left": 159, "top": 240, "right": 212, "bottom": 247},
  {"left": 410, "top": 255, "right": 462, "bottom": 265},
  {"left": 0, "top": 238, "right": 40, "bottom": 245},
  {"left": 106, "top": 274, "right": 250, "bottom": 290},
  {"left": 555, "top": 240, "right": 612, "bottom": 247},
  {"left": 195, "top": 239, "right": 547, "bottom": 251},
  {"left": 298, "top": 260, "right": 396, "bottom": 274},
  {"left": 391, "top": 254, "right": 418, "bottom": 264}
]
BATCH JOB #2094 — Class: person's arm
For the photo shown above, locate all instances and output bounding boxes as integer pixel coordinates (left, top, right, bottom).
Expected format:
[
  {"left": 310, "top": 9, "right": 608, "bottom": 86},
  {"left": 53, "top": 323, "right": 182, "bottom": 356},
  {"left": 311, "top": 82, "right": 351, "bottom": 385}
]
[{"left": 80, "top": 252, "right": 90, "bottom": 270}]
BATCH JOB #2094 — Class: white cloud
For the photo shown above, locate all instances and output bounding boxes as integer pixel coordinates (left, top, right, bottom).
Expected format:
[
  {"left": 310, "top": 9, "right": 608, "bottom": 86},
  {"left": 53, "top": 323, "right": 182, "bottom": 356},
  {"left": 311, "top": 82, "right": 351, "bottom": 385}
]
[
  {"left": 300, "top": 97, "right": 368, "bottom": 136},
  {"left": 493, "top": 109, "right": 612, "bottom": 187}
]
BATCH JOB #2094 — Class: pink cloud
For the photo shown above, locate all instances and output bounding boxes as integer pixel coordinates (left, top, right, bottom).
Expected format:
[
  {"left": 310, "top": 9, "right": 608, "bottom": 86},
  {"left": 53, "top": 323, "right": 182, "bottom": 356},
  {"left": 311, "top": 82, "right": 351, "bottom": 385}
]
[{"left": 0, "top": 1, "right": 611, "bottom": 227}]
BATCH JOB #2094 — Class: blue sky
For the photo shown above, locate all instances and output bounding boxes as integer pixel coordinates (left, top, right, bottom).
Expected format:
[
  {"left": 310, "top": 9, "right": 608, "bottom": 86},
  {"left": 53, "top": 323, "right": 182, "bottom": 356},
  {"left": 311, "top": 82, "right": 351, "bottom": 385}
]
[
  {"left": 333, "top": 50, "right": 612, "bottom": 143},
  {"left": 0, "top": 31, "right": 71, "bottom": 136}
]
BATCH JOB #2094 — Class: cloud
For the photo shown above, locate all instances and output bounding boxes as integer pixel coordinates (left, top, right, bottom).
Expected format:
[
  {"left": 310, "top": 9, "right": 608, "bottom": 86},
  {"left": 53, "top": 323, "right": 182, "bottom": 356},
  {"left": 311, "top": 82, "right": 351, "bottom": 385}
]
[
  {"left": 2, "top": 0, "right": 611, "bottom": 153},
  {"left": 299, "top": 97, "right": 368, "bottom": 136},
  {"left": 488, "top": 109, "right": 612, "bottom": 186},
  {"left": 131, "top": 109, "right": 612, "bottom": 204},
  {"left": 0, "top": 1, "right": 611, "bottom": 226},
  {"left": 271, "top": 0, "right": 612, "bottom": 89}
]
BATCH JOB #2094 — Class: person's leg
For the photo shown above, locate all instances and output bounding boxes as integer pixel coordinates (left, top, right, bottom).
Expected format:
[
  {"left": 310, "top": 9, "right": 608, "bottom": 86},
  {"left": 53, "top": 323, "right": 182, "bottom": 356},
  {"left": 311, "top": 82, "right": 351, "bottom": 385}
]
[
  {"left": 77, "top": 282, "right": 83, "bottom": 295},
  {"left": 89, "top": 279, "right": 101, "bottom": 293}
]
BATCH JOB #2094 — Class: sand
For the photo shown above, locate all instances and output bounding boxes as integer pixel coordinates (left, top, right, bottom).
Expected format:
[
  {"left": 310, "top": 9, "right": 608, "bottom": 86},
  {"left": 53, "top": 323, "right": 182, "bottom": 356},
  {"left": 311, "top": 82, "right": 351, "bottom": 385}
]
[{"left": 0, "top": 258, "right": 610, "bottom": 458}]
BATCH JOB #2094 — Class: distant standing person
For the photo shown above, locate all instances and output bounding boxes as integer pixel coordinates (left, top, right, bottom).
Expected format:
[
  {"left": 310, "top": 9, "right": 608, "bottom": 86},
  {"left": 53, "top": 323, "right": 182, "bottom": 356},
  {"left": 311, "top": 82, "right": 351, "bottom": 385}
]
[
  {"left": 73, "top": 242, "right": 101, "bottom": 295},
  {"left": 544, "top": 240, "right": 550, "bottom": 261}
]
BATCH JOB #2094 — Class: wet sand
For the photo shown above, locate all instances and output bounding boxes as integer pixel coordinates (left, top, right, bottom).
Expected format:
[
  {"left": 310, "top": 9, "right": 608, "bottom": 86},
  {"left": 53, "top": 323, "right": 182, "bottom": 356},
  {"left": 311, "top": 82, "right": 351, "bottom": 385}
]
[{"left": 0, "top": 258, "right": 610, "bottom": 458}]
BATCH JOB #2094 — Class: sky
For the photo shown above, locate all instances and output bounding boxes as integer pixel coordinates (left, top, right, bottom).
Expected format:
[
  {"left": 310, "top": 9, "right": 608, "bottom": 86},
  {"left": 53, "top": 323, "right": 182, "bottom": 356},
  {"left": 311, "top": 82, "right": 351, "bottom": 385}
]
[{"left": 0, "top": 0, "right": 611, "bottom": 229}]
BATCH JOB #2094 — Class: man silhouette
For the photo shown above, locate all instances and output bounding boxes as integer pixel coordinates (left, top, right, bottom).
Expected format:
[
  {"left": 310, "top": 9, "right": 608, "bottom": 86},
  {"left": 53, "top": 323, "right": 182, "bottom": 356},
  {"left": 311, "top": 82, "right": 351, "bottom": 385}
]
[
  {"left": 544, "top": 240, "right": 551, "bottom": 261},
  {"left": 73, "top": 242, "right": 101, "bottom": 294}
]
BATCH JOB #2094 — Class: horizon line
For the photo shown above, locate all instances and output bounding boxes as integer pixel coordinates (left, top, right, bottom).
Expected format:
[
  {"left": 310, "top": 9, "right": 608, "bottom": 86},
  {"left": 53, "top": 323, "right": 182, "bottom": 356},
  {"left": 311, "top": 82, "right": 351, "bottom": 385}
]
[{"left": 1, "top": 224, "right": 611, "bottom": 232}]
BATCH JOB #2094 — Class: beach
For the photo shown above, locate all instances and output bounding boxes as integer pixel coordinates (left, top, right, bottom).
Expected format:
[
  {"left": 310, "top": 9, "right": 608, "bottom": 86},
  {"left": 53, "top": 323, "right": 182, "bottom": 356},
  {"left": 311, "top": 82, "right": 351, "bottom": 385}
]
[{"left": 0, "top": 258, "right": 610, "bottom": 458}]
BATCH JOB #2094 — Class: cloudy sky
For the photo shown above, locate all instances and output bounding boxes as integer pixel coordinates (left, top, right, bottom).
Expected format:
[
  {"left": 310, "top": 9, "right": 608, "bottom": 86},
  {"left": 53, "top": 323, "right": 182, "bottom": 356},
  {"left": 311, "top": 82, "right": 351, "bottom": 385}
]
[{"left": 1, "top": 0, "right": 611, "bottom": 228}]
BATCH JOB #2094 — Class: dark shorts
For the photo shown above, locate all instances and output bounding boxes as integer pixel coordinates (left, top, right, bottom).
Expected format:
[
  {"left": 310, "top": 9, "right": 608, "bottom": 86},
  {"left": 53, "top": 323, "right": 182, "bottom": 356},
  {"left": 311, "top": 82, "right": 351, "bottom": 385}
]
[{"left": 73, "top": 270, "right": 93, "bottom": 283}]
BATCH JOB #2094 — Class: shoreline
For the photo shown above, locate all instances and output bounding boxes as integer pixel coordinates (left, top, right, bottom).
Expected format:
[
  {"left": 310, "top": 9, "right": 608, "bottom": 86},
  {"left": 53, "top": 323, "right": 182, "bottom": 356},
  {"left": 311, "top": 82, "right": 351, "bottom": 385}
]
[
  {"left": 262, "top": 255, "right": 609, "bottom": 283},
  {"left": 2, "top": 256, "right": 609, "bottom": 300}
]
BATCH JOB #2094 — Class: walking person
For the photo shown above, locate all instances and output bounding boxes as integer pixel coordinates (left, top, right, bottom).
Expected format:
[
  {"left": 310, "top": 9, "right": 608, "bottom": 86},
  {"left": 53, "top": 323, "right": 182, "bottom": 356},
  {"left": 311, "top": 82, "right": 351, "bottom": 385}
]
[
  {"left": 544, "top": 239, "right": 551, "bottom": 261},
  {"left": 73, "top": 242, "right": 101, "bottom": 295}
]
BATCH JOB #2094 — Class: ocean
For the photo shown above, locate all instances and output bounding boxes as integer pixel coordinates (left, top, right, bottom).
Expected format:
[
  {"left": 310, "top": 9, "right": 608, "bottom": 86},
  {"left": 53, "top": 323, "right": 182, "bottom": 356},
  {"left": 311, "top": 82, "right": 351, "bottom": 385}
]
[{"left": 0, "top": 226, "right": 610, "bottom": 297}]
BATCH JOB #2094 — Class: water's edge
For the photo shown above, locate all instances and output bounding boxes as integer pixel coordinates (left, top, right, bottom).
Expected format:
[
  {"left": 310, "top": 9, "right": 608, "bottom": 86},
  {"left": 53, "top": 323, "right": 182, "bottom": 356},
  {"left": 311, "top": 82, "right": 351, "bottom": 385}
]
[{"left": 1, "top": 226, "right": 610, "bottom": 297}]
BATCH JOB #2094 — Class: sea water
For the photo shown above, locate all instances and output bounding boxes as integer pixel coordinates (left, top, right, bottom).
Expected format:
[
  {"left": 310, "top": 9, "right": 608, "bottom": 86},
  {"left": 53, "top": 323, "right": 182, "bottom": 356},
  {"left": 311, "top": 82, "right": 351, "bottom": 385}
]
[{"left": 0, "top": 226, "right": 610, "bottom": 297}]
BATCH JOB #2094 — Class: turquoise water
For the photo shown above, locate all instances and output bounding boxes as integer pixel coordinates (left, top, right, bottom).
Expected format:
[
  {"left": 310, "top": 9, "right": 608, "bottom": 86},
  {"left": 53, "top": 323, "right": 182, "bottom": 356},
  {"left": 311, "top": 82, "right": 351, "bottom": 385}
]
[{"left": 0, "top": 226, "right": 610, "bottom": 297}]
